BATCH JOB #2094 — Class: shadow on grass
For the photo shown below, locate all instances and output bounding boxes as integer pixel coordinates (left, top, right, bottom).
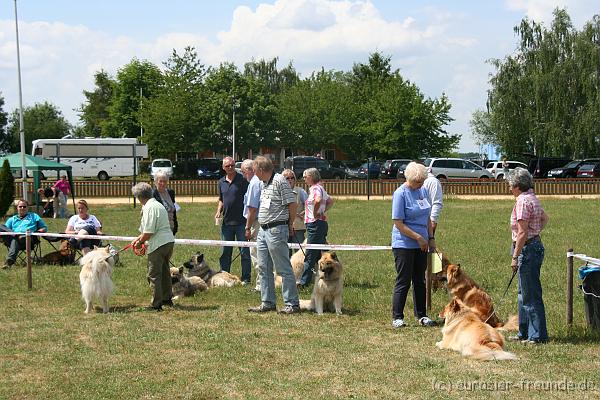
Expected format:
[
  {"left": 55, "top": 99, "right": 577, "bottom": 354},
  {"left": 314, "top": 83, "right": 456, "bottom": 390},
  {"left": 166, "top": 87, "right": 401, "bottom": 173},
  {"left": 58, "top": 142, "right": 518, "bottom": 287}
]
[
  {"left": 345, "top": 281, "right": 380, "bottom": 289},
  {"left": 550, "top": 326, "right": 600, "bottom": 344},
  {"left": 108, "top": 304, "right": 220, "bottom": 313}
]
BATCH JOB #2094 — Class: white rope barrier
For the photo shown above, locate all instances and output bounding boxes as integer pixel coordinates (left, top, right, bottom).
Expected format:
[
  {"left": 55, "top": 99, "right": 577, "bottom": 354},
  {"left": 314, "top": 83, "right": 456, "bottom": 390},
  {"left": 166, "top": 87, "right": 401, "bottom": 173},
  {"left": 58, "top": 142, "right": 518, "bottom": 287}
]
[
  {"left": 0, "top": 231, "right": 392, "bottom": 251},
  {"left": 567, "top": 252, "right": 600, "bottom": 268}
]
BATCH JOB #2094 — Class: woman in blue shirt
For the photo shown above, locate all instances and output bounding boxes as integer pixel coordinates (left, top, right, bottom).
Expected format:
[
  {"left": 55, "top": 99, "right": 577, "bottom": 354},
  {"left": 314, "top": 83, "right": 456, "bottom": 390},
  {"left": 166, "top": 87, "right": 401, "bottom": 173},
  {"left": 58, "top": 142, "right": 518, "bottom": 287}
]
[{"left": 391, "top": 162, "right": 436, "bottom": 328}]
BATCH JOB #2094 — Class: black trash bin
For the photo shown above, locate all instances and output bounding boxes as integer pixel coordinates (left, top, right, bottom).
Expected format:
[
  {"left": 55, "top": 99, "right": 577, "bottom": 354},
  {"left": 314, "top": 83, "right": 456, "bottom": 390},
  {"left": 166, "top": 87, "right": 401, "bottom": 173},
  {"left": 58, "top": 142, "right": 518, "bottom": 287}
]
[{"left": 582, "top": 271, "right": 600, "bottom": 330}]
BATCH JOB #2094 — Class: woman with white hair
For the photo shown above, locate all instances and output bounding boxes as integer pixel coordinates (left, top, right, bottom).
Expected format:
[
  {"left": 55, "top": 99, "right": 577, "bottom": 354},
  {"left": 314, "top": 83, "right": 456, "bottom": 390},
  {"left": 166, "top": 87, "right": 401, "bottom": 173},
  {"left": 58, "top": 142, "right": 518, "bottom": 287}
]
[
  {"left": 131, "top": 182, "right": 175, "bottom": 311},
  {"left": 390, "top": 161, "right": 436, "bottom": 328},
  {"left": 152, "top": 170, "right": 178, "bottom": 235},
  {"left": 506, "top": 167, "right": 549, "bottom": 344}
]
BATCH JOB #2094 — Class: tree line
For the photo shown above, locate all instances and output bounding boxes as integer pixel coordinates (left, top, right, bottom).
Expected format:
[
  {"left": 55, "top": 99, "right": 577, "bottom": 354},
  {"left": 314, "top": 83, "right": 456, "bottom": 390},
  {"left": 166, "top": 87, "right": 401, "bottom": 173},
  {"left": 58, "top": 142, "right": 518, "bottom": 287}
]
[
  {"left": 0, "top": 51, "right": 458, "bottom": 160},
  {"left": 472, "top": 9, "right": 600, "bottom": 159}
]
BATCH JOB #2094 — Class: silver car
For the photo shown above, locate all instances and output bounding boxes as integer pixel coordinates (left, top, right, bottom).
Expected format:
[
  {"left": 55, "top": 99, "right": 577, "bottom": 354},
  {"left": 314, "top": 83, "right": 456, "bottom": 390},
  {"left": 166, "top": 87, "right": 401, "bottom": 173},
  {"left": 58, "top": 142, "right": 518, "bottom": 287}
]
[{"left": 424, "top": 158, "right": 492, "bottom": 180}]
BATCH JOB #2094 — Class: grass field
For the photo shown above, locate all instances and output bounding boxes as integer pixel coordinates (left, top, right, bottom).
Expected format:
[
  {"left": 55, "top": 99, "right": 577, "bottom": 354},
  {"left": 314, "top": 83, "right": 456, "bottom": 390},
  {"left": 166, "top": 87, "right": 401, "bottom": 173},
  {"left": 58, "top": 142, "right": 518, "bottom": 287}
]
[{"left": 1, "top": 198, "right": 600, "bottom": 399}]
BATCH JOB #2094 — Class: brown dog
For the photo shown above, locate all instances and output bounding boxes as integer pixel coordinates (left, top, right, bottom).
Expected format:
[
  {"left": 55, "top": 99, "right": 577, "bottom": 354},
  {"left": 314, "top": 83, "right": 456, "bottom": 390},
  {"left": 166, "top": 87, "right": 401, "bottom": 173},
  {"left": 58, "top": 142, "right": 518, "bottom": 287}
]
[
  {"left": 184, "top": 253, "right": 241, "bottom": 288},
  {"left": 437, "top": 297, "right": 517, "bottom": 361},
  {"left": 42, "top": 240, "right": 75, "bottom": 265},
  {"left": 446, "top": 263, "right": 517, "bottom": 330},
  {"left": 300, "top": 252, "right": 343, "bottom": 315}
]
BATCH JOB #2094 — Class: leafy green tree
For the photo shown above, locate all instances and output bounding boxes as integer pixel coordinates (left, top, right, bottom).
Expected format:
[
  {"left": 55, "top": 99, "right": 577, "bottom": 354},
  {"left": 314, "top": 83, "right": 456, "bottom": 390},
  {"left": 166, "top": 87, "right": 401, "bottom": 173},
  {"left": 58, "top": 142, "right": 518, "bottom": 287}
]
[
  {"left": 487, "top": 9, "right": 600, "bottom": 158},
  {"left": 105, "top": 59, "right": 163, "bottom": 138},
  {"left": 350, "top": 52, "right": 458, "bottom": 158},
  {"left": 6, "top": 102, "right": 71, "bottom": 153},
  {"left": 77, "top": 70, "right": 115, "bottom": 137},
  {"left": 140, "top": 47, "right": 207, "bottom": 158},
  {"left": 0, "top": 159, "right": 15, "bottom": 218},
  {"left": 0, "top": 93, "right": 9, "bottom": 152},
  {"left": 470, "top": 109, "right": 496, "bottom": 148}
]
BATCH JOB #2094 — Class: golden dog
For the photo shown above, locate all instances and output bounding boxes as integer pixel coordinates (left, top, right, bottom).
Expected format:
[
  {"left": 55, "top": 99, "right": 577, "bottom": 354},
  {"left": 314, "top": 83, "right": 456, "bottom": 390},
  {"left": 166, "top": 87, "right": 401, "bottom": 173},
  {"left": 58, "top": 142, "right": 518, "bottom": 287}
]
[
  {"left": 184, "top": 253, "right": 241, "bottom": 288},
  {"left": 170, "top": 266, "right": 208, "bottom": 299},
  {"left": 446, "top": 263, "right": 517, "bottom": 330},
  {"left": 300, "top": 252, "right": 343, "bottom": 315},
  {"left": 79, "top": 246, "right": 115, "bottom": 314},
  {"left": 437, "top": 297, "right": 517, "bottom": 361}
]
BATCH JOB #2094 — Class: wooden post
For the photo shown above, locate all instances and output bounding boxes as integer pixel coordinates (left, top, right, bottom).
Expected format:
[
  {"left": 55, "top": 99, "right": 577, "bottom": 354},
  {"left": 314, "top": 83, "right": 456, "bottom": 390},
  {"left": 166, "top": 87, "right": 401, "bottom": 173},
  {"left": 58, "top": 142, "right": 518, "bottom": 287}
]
[
  {"left": 26, "top": 230, "right": 32, "bottom": 290},
  {"left": 567, "top": 248, "right": 574, "bottom": 326},
  {"left": 426, "top": 252, "right": 432, "bottom": 311}
]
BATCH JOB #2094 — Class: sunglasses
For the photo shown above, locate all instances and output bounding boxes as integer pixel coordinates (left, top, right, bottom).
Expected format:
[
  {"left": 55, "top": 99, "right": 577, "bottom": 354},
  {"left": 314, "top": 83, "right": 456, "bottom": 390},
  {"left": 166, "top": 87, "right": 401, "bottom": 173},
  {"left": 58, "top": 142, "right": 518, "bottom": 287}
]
[
  {"left": 285, "top": 176, "right": 295, "bottom": 181},
  {"left": 224, "top": 164, "right": 234, "bottom": 168},
  {"left": 17, "top": 205, "right": 27, "bottom": 209}
]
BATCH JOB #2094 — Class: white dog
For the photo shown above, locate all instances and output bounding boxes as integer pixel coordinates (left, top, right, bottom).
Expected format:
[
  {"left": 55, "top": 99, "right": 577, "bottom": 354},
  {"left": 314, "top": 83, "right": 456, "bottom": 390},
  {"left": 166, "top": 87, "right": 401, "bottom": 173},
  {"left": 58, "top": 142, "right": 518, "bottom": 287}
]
[{"left": 79, "top": 246, "right": 115, "bottom": 314}]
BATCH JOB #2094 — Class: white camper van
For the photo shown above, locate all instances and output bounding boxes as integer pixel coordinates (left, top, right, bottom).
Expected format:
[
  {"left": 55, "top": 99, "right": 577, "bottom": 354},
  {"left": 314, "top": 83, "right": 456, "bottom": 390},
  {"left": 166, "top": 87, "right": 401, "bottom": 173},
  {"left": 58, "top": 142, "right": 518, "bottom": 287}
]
[{"left": 32, "top": 137, "right": 148, "bottom": 180}]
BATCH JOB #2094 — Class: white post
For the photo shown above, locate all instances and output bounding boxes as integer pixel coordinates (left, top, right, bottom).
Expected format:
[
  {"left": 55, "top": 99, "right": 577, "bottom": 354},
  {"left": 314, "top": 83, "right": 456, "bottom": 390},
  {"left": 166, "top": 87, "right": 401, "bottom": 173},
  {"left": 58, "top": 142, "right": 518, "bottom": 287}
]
[
  {"left": 139, "top": 87, "right": 143, "bottom": 137},
  {"left": 232, "top": 105, "right": 235, "bottom": 160},
  {"left": 14, "top": 0, "right": 27, "bottom": 199}
]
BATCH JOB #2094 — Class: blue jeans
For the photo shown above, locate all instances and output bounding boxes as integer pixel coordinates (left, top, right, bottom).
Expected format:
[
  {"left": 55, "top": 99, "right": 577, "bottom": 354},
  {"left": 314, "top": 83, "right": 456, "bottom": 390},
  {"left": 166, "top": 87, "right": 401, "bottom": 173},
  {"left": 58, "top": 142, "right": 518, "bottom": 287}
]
[
  {"left": 220, "top": 223, "right": 251, "bottom": 283},
  {"left": 256, "top": 225, "right": 299, "bottom": 307},
  {"left": 299, "top": 220, "right": 328, "bottom": 286},
  {"left": 516, "top": 239, "right": 548, "bottom": 342}
]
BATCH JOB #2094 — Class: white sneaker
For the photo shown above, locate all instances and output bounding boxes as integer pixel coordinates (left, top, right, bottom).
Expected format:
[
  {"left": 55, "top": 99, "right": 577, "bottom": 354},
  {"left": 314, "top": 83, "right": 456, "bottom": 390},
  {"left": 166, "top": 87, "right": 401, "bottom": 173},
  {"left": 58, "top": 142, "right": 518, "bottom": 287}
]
[
  {"left": 392, "top": 319, "right": 405, "bottom": 328},
  {"left": 418, "top": 317, "right": 437, "bottom": 327}
]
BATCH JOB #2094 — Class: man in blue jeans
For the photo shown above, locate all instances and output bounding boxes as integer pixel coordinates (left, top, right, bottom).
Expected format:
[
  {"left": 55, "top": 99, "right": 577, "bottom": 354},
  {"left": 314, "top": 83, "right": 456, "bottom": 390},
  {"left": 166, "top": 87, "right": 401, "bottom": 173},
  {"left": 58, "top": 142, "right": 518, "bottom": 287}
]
[
  {"left": 247, "top": 156, "right": 300, "bottom": 314},
  {"left": 215, "top": 156, "right": 251, "bottom": 284}
]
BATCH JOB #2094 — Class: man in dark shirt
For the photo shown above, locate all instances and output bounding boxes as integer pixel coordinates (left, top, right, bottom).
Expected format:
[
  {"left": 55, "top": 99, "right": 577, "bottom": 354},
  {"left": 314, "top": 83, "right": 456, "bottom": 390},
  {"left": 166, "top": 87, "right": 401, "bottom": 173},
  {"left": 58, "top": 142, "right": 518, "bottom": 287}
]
[{"left": 215, "top": 156, "right": 251, "bottom": 283}]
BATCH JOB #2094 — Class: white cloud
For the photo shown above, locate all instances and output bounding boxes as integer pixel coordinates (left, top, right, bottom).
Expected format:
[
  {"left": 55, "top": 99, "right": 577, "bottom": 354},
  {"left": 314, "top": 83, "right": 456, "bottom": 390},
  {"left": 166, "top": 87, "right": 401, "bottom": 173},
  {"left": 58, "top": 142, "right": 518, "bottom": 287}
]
[
  {"left": 505, "top": 0, "right": 598, "bottom": 25},
  {"left": 0, "top": 0, "right": 485, "bottom": 151}
]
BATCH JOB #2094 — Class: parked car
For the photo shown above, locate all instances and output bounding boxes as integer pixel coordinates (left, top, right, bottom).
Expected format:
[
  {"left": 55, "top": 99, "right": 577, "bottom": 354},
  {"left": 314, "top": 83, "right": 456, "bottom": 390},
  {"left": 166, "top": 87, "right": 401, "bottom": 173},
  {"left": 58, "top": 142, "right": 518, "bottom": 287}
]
[
  {"left": 527, "top": 157, "right": 572, "bottom": 178},
  {"left": 176, "top": 158, "right": 224, "bottom": 179},
  {"left": 485, "top": 160, "right": 527, "bottom": 180},
  {"left": 355, "top": 161, "right": 383, "bottom": 179},
  {"left": 548, "top": 159, "right": 600, "bottom": 178},
  {"left": 576, "top": 161, "right": 600, "bottom": 178},
  {"left": 282, "top": 156, "right": 346, "bottom": 179},
  {"left": 424, "top": 158, "right": 492, "bottom": 180},
  {"left": 337, "top": 160, "right": 362, "bottom": 179},
  {"left": 380, "top": 159, "right": 412, "bottom": 179},
  {"left": 235, "top": 161, "right": 243, "bottom": 175},
  {"left": 150, "top": 159, "right": 174, "bottom": 179}
]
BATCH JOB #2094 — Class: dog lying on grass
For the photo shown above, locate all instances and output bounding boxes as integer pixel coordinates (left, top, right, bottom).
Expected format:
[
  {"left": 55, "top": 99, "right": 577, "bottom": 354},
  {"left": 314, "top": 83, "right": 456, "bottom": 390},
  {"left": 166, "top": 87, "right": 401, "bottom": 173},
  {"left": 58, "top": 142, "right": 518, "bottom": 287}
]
[
  {"left": 300, "top": 252, "right": 343, "bottom": 315},
  {"left": 184, "top": 253, "right": 241, "bottom": 288},
  {"left": 437, "top": 297, "right": 517, "bottom": 361},
  {"left": 42, "top": 239, "right": 75, "bottom": 265},
  {"left": 79, "top": 246, "right": 114, "bottom": 314},
  {"left": 446, "top": 263, "right": 518, "bottom": 330},
  {"left": 170, "top": 266, "right": 208, "bottom": 299}
]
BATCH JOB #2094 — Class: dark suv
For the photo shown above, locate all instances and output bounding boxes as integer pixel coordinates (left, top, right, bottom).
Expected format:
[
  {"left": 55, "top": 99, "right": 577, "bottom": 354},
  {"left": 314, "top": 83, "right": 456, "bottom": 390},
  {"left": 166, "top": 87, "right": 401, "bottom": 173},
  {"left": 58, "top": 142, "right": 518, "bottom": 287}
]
[
  {"left": 379, "top": 159, "right": 412, "bottom": 179},
  {"left": 283, "top": 156, "right": 346, "bottom": 179},
  {"left": 527, "top": 157, "right": 572, "bottom": 178}
]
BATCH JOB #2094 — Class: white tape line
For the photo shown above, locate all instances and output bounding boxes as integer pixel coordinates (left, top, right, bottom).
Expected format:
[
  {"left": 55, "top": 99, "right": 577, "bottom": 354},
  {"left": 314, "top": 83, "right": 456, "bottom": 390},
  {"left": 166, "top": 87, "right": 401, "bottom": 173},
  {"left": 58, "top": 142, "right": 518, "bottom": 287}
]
[{"left": 0, "top": 231, "right": 392, "bottom": 251}]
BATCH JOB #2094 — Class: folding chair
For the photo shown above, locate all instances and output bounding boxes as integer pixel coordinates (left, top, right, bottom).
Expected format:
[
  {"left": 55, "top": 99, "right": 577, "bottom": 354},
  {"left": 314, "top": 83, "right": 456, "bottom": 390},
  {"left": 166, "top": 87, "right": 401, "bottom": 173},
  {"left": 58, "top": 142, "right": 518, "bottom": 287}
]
[{"left": 2, "top": 233, "right": 43, "bottom": 267}]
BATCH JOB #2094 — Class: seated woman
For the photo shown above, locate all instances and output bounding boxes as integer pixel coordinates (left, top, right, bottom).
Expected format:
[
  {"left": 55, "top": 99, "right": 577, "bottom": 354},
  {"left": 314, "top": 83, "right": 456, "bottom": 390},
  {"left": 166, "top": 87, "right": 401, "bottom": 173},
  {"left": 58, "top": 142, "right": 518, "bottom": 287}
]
[{"left": 65, "top": 200, "right": 103, "bottom": 255}]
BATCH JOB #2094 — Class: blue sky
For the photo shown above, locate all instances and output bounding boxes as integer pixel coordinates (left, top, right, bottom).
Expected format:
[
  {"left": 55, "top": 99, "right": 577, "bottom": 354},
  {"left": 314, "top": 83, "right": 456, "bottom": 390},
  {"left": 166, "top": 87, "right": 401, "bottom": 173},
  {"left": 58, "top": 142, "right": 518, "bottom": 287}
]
[{"left": 0, "top": 0, "right": 598, "bottom": 152}]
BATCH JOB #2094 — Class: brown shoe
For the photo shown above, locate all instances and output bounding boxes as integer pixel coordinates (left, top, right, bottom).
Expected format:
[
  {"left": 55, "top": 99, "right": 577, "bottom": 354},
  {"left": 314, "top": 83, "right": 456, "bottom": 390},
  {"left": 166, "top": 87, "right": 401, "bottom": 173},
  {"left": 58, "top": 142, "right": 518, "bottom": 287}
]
[{"left": 248, "top": 304, "right": 276, "bottom": 313}]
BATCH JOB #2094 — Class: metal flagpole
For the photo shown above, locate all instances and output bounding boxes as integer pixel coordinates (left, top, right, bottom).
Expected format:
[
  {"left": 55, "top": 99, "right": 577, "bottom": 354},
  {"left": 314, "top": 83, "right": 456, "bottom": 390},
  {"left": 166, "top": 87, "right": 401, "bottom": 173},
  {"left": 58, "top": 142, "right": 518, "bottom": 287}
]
[{"left": 14, "top": 0, "right": 27, "bottom": 199}]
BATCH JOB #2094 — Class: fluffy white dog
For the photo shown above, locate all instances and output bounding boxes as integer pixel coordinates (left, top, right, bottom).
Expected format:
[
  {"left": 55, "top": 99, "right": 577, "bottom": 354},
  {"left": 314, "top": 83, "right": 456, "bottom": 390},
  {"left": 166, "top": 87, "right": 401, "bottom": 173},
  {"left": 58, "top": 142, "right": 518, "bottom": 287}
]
[{"left": 79, "top": 246, "right": 115, "bottom": 314}]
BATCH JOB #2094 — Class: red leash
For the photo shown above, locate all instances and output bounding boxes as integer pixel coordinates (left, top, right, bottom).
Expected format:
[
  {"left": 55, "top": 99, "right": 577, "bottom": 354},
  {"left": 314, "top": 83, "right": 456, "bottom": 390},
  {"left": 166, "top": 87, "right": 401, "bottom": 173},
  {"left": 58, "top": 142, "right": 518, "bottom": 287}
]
[{"left": 121, "top": 242, "right": 147, "bottom": 256}]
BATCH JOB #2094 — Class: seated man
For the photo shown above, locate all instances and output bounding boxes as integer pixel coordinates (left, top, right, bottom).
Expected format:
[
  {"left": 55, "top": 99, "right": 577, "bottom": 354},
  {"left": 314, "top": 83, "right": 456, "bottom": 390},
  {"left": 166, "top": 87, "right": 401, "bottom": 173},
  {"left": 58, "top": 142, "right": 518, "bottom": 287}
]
[{"left": 1, "top": 199, "right": 48, "bottom": 269}]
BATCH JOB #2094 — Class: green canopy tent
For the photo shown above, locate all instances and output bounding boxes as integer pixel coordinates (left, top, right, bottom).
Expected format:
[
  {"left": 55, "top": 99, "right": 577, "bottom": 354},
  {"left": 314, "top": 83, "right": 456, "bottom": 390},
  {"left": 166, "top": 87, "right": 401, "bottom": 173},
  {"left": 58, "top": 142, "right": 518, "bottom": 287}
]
[{"left": 0, "top": 152, "right": 75, "bottom": 215}]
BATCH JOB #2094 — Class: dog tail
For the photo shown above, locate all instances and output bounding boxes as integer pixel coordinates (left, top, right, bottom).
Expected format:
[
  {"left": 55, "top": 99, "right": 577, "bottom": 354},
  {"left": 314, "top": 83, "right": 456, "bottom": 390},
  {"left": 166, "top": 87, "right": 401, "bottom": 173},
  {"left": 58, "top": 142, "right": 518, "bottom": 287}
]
[
  {"left": 496, "top": 315, "right": 519, "bottom": 332},
  {"left": 470, "top": 344, "right": 518, "bottom": 361},
  {"left": 299, "top": 299, "right": 313, "bottom": 311}
]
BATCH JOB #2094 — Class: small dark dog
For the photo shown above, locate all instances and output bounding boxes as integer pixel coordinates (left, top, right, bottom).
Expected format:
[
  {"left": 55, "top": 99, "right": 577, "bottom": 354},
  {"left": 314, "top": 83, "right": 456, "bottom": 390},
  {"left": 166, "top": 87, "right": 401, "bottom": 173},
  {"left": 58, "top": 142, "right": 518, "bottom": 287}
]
[
  {"left": 184, "top": 253, "right": 241, "bottom": 288},
  {"left": 42, "top": 240, "right": 75, "bottom": 265}
]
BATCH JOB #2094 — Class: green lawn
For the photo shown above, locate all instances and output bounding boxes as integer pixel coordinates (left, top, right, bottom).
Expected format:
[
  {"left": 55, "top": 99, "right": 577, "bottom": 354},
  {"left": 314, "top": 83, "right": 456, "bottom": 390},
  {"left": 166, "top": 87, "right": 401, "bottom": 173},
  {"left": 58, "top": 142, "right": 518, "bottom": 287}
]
[{"left": 1, "top": 198, "right": 600, "bottom": 399}]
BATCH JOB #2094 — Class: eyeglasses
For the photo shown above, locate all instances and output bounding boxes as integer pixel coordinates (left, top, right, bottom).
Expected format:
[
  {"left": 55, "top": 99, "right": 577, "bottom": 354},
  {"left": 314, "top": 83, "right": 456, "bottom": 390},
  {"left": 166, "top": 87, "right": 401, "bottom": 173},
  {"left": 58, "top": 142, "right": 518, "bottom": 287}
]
[
  {"left": 285, "top": 176, "right": 295, "bottom": 181},
  {"left": 224, "top": 164, "right": 234, "bottom": 168},
  {"left": 17, "top": 205, "right": 27, "bottom": 209}
]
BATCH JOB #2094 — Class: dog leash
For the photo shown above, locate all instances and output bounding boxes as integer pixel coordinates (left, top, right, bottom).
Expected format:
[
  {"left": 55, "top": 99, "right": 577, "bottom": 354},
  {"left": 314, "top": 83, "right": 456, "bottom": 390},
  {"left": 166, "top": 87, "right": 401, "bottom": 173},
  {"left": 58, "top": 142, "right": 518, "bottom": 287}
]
[
  {"left": 105, "top": 242, "right": 147, "bottom": 260},
  {"left": 484, "top": 266, "right": 519, "bottom": 324}
]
